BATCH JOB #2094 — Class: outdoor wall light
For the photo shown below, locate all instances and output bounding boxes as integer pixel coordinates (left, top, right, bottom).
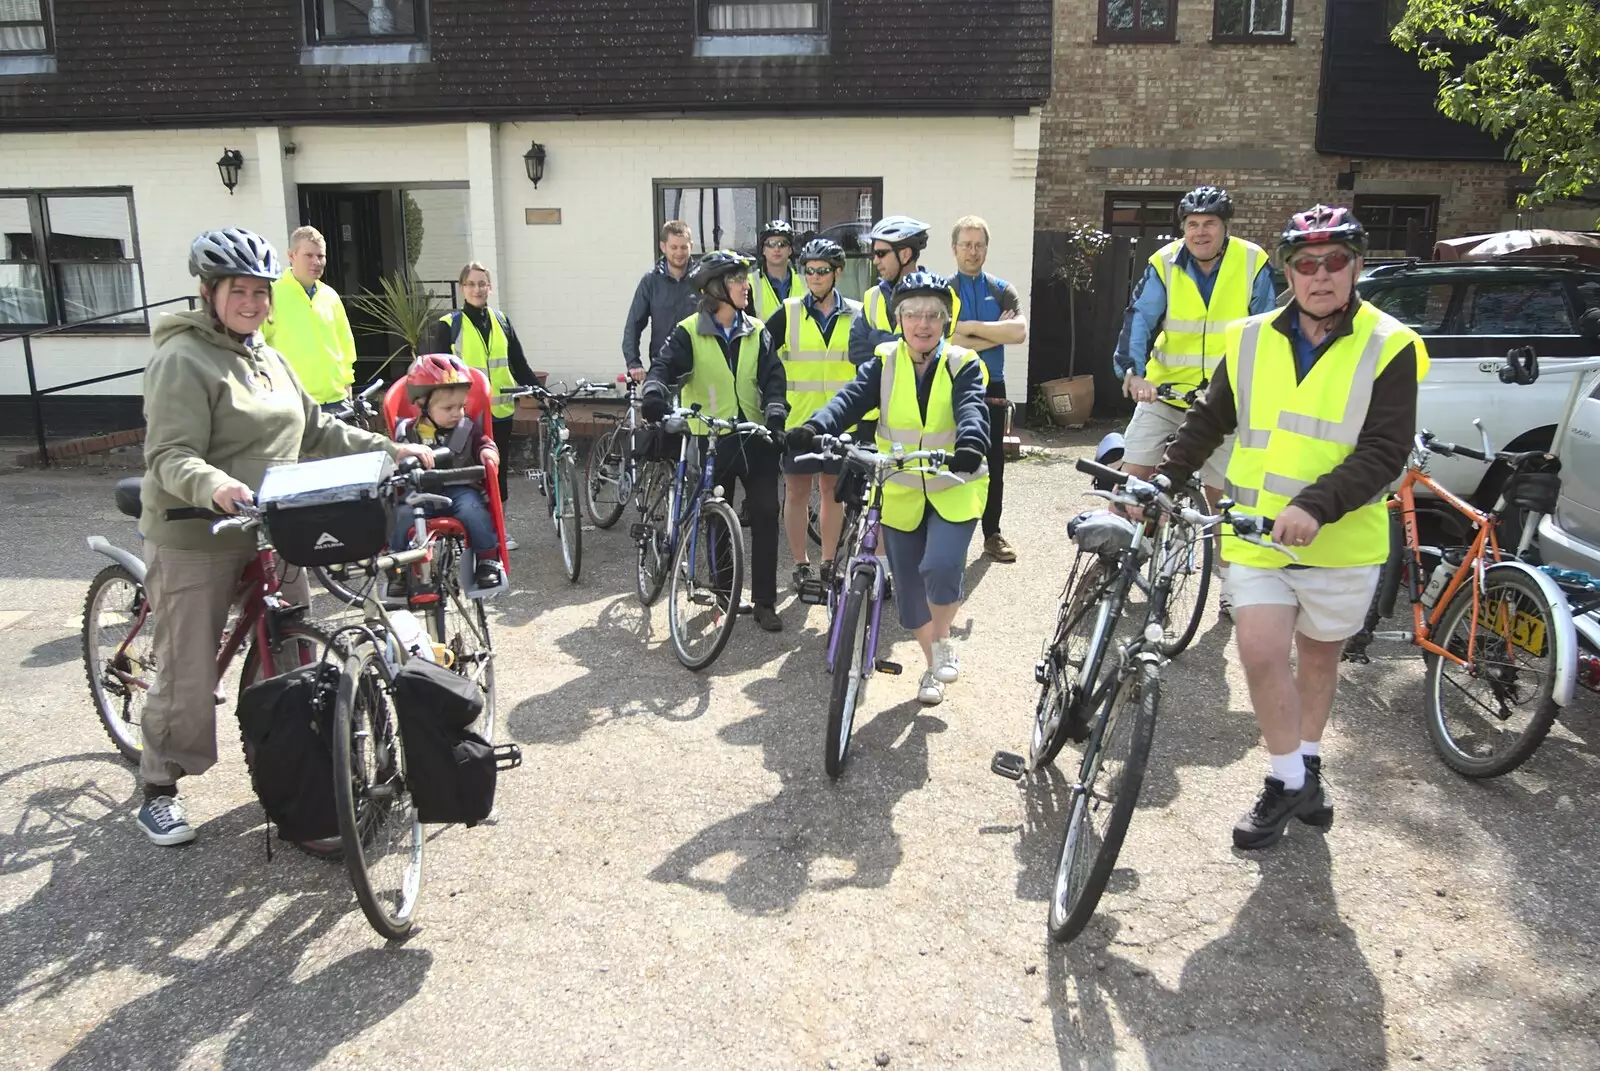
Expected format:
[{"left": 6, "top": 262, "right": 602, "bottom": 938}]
[
  {"left": 524, "top": 141, "right": 547, "bottom": 187},
  {"left": 217, "top": 149, "right": 244, "bottom": 195}
]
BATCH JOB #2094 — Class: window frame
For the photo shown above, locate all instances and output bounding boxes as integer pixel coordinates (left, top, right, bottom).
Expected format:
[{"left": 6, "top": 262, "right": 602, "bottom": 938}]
[
  {"left": 303, "top": 0, "right": 428, "bottom": 46},
  {"left": 652, "top": 176, "right": 884, "bottom": 256},
  {"left": 0, "top": 0, "right": 53, "bottom": 56},
  {"left": 697, "top": 0, "right": 828, "bottom": 37},
  {"left": 1102, "top": 190, "right": 1182, "bottom": 240},
  {"left": 1353, "top": 194, "right": 1441, "bottom": 257},
  {"left": 1097, "top": 0, "right": 1179, "bottom": 44},
  {"left": 0, "top": 187, "right": 149, "bottom": 335},
  {"left": 1211, "top": 0, "right": 1293, "bottom": 43}
]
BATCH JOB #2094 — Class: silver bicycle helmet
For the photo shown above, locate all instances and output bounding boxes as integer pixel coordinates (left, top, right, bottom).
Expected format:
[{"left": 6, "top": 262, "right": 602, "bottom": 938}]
[
  {"left": 188, "top": 228, "right": 282, "bottom": 281},
  {"left": 866, "top": 215, "right": 931, "bottom": 252}
]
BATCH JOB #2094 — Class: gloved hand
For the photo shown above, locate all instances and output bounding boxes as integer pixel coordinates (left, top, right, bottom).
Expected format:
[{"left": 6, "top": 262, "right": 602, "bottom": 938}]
[
  {"left": 765, "top": 412, "right": 787, "bottom": 441},
  {"left": 641, "top": 392, "right": 672, "bottom": 423},
  {"left": 786, "top": 423, "right": 819, "bottom": 456},
  {"left": 949, "top": 445, "right": 984, "bottom": 474}
]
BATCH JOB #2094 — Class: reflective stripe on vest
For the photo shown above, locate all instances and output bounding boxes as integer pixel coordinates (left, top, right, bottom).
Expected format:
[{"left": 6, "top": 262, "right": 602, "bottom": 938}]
[
  {"left": 1146, "top": 238, "right": 1265, "bottom": 408},
  {"left": 781, "top": 294, "right": 858, "bottom": 429},
  {"left": 444, "top": 309, "right": 519, "bottom": 419},
  {"left": 1220, "top": 304, "right": 1429, "bottom": 569},
  {"left": 675, "top": 313, "right": 762, "bottom": 436},
  {"left": 874, "top": 340, "right": 989, "bottom": 531}
]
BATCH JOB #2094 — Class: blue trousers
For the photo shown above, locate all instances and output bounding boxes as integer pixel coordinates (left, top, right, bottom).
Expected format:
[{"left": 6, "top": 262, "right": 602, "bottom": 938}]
[
  {"left": 881, "top": 510, "right": 977, "bottom": 630},
  {"left": 392, "top": 484, "right": 498, "bottom": 554}
]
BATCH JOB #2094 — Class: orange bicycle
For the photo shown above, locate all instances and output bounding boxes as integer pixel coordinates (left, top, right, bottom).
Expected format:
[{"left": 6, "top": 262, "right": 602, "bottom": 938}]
[{"left": 1344, "top": 425, "right": 1577, "bottom": 777}]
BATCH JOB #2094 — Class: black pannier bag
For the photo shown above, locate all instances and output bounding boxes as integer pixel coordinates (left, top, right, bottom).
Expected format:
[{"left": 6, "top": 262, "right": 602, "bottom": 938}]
[
  {"left": 632, "top": 422, "right": 684, "bottom": 464},
  {"left": 390, "top": 659, "right": 503, "bottom": 826},
  {"left": 257, "top": 452, "right": 394, "bottom": 567},
  {"left": 236, "top": 661, "right": 341, "bottom": 842}
]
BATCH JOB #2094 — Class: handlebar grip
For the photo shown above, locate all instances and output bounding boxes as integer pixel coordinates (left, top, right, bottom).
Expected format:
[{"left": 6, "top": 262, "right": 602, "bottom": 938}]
[
  {"left": 1229, "top": 514, "right": 1278, "bottom": 537},
  {"left": 1075, "top": 457, "right": 1128, "bottom": 486},
  {"left": 1454, "top": 444, "right": 1489, "bottom": 462},
  {"left": 408, "top": 493, "right": 456, "bottom": 510},
  {"left": 418, "top": 465, "right": 487, "bottom": 489},
  {"left": 166, "top": 506, "right": 221, "bottom": 521},
  {"left": 357, "top": 377, "right": 385, "bottom": 402}
]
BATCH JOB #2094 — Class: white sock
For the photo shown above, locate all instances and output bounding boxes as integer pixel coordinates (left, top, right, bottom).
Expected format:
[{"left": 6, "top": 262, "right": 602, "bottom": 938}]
[
  {"left": 1269, "top": 751, "right": 1306, "bottom": 791},
  {"left": 1298, "top": 740, "right": 1321, "bottom": 759}
]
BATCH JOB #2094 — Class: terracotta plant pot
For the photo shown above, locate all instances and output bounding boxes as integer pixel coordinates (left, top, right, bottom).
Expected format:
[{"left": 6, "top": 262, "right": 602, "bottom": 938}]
[{"left": 1039, "top": 375, "right": 1095, "bottom": 428}]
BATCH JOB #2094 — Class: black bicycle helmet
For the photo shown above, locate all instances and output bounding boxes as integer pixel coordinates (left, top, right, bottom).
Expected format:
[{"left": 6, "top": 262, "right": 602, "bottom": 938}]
[
  {"left": 1177, "top": 186, "right": 1234, "bottom": 223},
  {"left": 687, "top": 249, "right": 754, "bottom": 292},
  {"left": 796, "top": 237, "right": 846, "bottom": 268},
  {"left": 188, "top": 228, "right": 282, "bottom": 281},
  {"left": 867, "top": 215, "right": 931, "bottom": 253},
  {"left": 889, "top": 270, "right": 954, "bottom": 318},
  {"left": 1278, "top": 204, "right": 1368, "bottom": 258},
  {"left": 759, "top": 219, "right": 795, "bottom": 244}
]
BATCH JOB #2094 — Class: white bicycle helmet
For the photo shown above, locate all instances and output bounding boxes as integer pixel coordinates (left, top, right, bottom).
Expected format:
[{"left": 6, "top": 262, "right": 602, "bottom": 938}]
[
  {"left": 189, "top": 228, "right": 282, "bottom": 281},
  {"left": 866, "top": 215, "right": 931, "bottom": 253}
]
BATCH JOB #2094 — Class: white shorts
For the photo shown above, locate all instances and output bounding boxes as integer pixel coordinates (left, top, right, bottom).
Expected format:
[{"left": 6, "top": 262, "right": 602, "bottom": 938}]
[
  {"left": 1225, "top": 563, "right": 1381, "bottom": 642},
  {"left": 1121, "top": 400, "right": 1234, "bottom": 490}
]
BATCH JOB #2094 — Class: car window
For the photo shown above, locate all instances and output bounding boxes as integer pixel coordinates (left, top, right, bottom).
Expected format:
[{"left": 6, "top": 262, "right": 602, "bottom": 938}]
[
  {"left": 1365, "top": 283, "right": 1454, "bottom": 334},
  {"left": 1576, "top": 279, "right": 1600, "bottom": 313},
  {"left": 1463, "top": 281, "right": 1573, "bottom": 335}
]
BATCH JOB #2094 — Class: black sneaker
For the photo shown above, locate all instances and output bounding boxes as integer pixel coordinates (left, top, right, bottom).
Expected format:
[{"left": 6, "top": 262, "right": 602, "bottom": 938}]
[
  {"left": 792, "top": 562, "right": 815, "bottom": 590},
  {"left": 1303, "top": 755, "right": 1334, "bottom": 828},
  {"left": 474, "top": 559, "right": 504, "bottom": 589},
  {"left": 1232, "top": 776, "right": 1327, "bottom": 850},
  {"left": 752, "top": 603, "right": 783, "bottom": 632}
]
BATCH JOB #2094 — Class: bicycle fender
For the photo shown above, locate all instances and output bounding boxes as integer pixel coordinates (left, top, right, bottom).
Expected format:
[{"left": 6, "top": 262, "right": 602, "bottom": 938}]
[
  {"left": 86, "top": 536, "right": 145, "bottom": 583},
  {"left": 1486, "top": 559, "right": 1577, "bottom": 707}
]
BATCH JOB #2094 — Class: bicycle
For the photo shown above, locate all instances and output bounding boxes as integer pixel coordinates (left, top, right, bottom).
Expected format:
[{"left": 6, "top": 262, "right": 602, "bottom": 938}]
[
  {"left": 311, "top": 377, "right": 393, "bottom": 605},
  {"left": 1342, "top": 424, "right": 1576, "bottom": 778},
  {"left": 584, "top": 378, "right": 643, "bottom": 529},
  {"left": 793, "top": 435, "right": 959, "bottom": 777},
  {"left": 994, "top": 459, "right": 1280, "bottom": 943},
  {"left": 518, "top": 380, "right": 609, "bottom": 582},
  {"left": 630, "top": 405, "right": 775, "bottom": 670}
]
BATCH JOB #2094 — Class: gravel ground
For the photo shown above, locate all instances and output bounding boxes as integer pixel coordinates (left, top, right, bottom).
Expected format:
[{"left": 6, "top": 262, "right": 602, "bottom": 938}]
[{"left": 0, "top": 447, "right": 1595, "bottom": 1070}]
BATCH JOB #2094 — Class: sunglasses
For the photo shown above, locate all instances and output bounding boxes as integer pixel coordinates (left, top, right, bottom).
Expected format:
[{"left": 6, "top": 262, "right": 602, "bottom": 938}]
[
  {"left": 801, "top": 265, "right": 836, "bottom": 276},
  {"left": 871, "top": 247, "right": 896, "bottom": 260},
  {"left": 1288, "top": 249, "right": 1354, "bottom": 276},
  {"left": 763, "top": 239, "right": 792, "bottom": 249}
]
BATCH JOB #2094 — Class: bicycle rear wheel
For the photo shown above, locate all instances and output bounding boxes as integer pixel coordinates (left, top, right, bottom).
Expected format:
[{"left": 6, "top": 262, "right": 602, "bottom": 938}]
[
  {"left": 1048, "top": 661, "right": 1158, "bottom": 943},
  {"left": 429, "top": 541, "right": 497, "bottom": 745},
  {"left": 82, "top": 563, "right": 152, "bottom": 762},
  {"left": 585, "top": 424, "right": 628, "bottom": 529},
  {"left": 556, "top": 453, "right": 583, "bottom": 582},
  {"left": 668, "top": 498, "right": 744, "bottom": 671},
  {"left": 1151, "top": 515, "right": 1212, "bottom": 657},
  {"left": 1425, "top": 564, "right": 1561, "bottom": 777},
  {"left": 1031, "top": 557, "right": 1116, "bottom": 769},
  {"left": 332, "top": 645, "right": 422, "bottom": 941},
  {"left": 635, "top": 463, "right": 671, "bottom": 606},
  {"left": 825, "top": 570, "right": 875, "bottom": 778}
]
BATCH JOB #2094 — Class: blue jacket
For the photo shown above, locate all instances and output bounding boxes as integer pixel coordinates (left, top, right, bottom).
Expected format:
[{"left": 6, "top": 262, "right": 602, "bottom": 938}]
[{"left": 1112, "top": 240, "right": 1278, "bottom": 380}]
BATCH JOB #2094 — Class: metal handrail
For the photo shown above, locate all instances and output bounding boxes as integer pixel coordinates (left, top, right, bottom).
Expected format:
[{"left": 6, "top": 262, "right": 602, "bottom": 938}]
[{"left": 2, "top": 295, "right": 198, "bottom": 466}]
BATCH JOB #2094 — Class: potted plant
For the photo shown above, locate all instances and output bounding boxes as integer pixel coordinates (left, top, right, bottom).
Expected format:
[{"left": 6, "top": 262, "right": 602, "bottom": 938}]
[
  {"left": 1037, "top": 221, "right": 1112, "bottom": 427},
  {"left": 346, "top": 269, "right": 447, "bottom": 381}
]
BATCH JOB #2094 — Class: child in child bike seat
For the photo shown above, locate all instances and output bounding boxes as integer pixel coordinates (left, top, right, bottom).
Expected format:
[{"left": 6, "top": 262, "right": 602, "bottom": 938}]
[{"left": 393, "top": 353, "right": 504, "bottom": 589}]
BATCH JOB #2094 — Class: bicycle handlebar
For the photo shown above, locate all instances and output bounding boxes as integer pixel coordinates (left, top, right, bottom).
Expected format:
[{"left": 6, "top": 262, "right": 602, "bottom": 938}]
[
  {"left": 1153, "top": 382, "right": 1200, "bottom": 405},
  {"left": 1076, "top": 458, "right": 1291, "bottom": 558},
  {"left": 417, "top": 465, "right": 487, "bottom": 490},
  {"left": 668, "top": 405, "right": 775, "bottom": 442}
]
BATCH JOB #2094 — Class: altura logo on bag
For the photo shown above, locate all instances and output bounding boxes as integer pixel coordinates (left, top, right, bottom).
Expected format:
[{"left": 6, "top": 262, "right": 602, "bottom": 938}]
[{"left": 314, "top": 532, "right": 344, "bottom": 549}]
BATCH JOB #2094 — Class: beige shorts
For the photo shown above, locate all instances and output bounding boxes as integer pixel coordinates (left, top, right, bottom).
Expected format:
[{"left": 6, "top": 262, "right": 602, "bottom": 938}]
[
  {"left": 1122, "top": 400, "right": 1233, "bottom": 489},
  {"left": 1225, "top": 563, "right": 1381, "bottom": 642}
]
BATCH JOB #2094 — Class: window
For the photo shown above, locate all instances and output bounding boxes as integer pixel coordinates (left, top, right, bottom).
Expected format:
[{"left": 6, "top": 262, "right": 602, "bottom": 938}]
[
  {"left": 857, "top": 191, "right": 873, "bottom": 225},
  {"left": 0, "top": 0, "right": 50, "bottom": 53},
  {"left": 1462, "top": 282, "right": 1574, "bottom": 336},
  {"left": 1353, "top": 195, "right": 1439, "bottom": 257},
  {"left": 1364, "top": 283, "right": 1455, "bottom": 335},
  {"left": 700, "top": 1, "right": 823, "bottom": 33},
  {"left": 1576, "top": 280, "right": 1600, "bottom": 314},
  {"left": 788, "top": 195, "right": 821, "bottom": 232},
  {"left": 306, "top": 0, "right": 424, "bottom": 43},
  {"left": 0, "top": 191, "right": 145, "bottom": 330},
  {"left": 1098, "top": 0, "right": 1177, "bottom": 42},
  {"left": 1213, "top": 0, "right": 1291, "bottom": 40},
  {"left": 1104, "top": 191, "right": 1179, "bottom": 239}
]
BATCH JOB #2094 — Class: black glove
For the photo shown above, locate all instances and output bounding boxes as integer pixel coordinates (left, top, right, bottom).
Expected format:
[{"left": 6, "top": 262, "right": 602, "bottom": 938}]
[
  {"left": 949, "top": 445, "right": 984, "bottom": 474},
  {"left": 786, "top": 423, "right": 819, "bottom": 456},
  {"left": 640, "top": 392, "right": 672, "bottom": 423},
  {"left": 765, "top": 412, "right": 787, "bottom": 441}
]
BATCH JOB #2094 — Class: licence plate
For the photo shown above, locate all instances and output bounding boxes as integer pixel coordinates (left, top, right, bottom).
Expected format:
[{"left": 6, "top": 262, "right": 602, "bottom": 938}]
[{"left": 1487, "top": 600, "right": 1546, "bottom": 657}]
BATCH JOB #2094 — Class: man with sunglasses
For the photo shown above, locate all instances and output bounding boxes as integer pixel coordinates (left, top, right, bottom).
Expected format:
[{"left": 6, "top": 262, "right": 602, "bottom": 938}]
[
  {"left": 751, "top": 220, "right": 805, "bottom": 322},
  {"left": 1157, "top": 205, "right": 1426, "bottom": 852},
  {"left": 1114, "top": 187, "right": 1275, "bottom": 610}
]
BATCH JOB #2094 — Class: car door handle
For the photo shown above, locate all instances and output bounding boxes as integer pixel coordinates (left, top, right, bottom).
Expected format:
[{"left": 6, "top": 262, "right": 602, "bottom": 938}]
[{"left": 1478, "top": 361, "right": 1500, "bottom": 373}]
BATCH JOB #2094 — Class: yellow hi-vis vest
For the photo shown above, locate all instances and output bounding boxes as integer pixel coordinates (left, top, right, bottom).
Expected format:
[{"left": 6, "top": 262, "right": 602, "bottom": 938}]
[
  {"left": 1146, "top": 238, "right": 1266, "bottom": 408},
  {"left": 1221, "top": 303, "right": 1429, "bottom": 569},
  {"left": 442, "top": 308, "right": 518, "bottom": 420},
  {"left": 675, "top": 312, "right": 763, "bottom": 436},
  {"left": 779, "top": 294, "right": 860, "bottom": 429},
  {"left": 861, "top": 280, "right": 963, "bottom": 423},
  {"left": 752, "top": 268, "right": 804, "bottom": 322},
  {"left": 262, "top": 275, "right": 356, "bottom": 405},
  {"left": 874, "top": 339, "right": 989, "bottom": 532}
]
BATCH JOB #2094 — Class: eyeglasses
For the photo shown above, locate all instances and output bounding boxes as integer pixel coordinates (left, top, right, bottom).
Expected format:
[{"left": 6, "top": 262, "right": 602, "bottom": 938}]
[
  {"left": 871, "top": 247, "right": 896, "bottom": 260},
  {"left": 900, "top": 311, "right": 946, "bottom": 323},
  {"left": 955, "top": 242, "right": 987, "bottom": 252},
  {"left": 801, "top": 265, "right": 836, "bottom": 276},
  {"left": 1288, "top": 249, "right": 1354, "bottom": 276},
  {"left": 763, "top": 239, "right": 792, "bottom": 249},
  {"left": 726, "top": 275, "right": 751, "bottom": 286}
]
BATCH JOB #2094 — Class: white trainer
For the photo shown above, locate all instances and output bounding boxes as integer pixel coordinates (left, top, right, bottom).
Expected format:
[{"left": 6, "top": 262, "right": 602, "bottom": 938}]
[
  {"left": 932, "top": 639, "right": 960, "bottom": 684},
  {"left": 917, "top": 671, "right": 945, "bottom": 706}
]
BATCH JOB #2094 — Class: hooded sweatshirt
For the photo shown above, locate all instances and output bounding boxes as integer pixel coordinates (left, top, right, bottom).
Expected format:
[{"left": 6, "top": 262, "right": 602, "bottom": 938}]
[{"left": 140, "top": 308, "right": 398, "bottom": 551}]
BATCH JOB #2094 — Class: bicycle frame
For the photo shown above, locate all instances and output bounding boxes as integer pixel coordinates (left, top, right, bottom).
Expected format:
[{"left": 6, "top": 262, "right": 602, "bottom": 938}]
[{"left": 825, "top": 483, "right": 888, "bottom": 674}]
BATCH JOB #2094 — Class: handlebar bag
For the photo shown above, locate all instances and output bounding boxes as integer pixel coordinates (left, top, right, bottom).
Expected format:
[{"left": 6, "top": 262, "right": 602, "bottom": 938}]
[
  {"left": 236, "top": 661, "right": 341, "bottom": 842},
  {"left": 391, "top": 659, "right": 496, "bottom": 825},
  {"left": 258, "top": 452, "right": 395, "bottom": 566}
]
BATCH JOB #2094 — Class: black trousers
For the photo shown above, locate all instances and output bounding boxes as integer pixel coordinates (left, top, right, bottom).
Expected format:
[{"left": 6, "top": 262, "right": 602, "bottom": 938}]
[
  {"left": 492, "top": 416, "right": 514, "bottom": 503},
  {"left": 982, "top": 379, "right": 1008, "bottom": 538},
  {"left": 711, "top": 434, "right": 780, "bottom": 606}
]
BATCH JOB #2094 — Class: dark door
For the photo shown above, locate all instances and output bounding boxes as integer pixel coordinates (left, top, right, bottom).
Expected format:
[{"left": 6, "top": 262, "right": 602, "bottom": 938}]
[{"left": 297, "top": 188, "right": 390, "bottom": 367}]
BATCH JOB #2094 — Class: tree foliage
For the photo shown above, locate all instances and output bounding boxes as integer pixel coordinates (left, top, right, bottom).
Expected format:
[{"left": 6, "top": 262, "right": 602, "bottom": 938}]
[{"left": 1392, "top": 0, "right": 1600, "bottom": 211}]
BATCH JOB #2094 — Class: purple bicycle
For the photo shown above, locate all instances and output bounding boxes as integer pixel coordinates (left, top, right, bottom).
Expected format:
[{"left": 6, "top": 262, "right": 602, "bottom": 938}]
[{"left": 795, "top": 435, "right": 956, "bottom": 777}]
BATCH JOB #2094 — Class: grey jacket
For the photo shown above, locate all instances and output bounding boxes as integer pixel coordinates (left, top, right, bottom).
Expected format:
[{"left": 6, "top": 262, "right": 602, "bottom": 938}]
[{"left": 622, "top": 258, "right": 699, "bottom": 370}]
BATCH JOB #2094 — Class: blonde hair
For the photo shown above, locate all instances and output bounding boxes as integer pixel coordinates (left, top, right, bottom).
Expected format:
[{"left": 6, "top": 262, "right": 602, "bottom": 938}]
[
  {"left": 951, "top": 215, "right": 990, "bottom": 246},
  {"left": 288, "top": 225, "right": 326, "bottom": 250},
  {"left": 458, "top": 261, "right": 491, "bottom": 285}
]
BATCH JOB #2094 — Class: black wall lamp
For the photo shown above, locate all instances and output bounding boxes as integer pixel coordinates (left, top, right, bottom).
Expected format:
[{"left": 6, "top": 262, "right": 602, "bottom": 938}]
[
  {"left": 524, "top": 141, "right": 547, "bottom": 187},
  {"left": 217, "top": 149, "right": 244, "bottom": 195}
]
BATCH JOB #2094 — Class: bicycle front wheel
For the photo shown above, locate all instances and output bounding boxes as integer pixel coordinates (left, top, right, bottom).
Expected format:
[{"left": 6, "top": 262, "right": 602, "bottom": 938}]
[
  {"left": 1425, "top": 564, "right": 1562, "bottom": 777},
  {"left": 332, "top": 645, "right": 422, "bottom": 941},
  {"left": 668, "top": 498, "right": 743, "bottom": 671},
  {"left": 807, "top": 478, "right": 822, "bottom": 547},
  {"left": 1151, "top": 516, "right": 1212, "bottom": 657},
  {"left": 1031, "top": 557, "right": 1116, "bottom": 769},
  {"left": 429, "top": 542, "right": 497, "bottom": 745},
  {"left": 635, "top": 463, "right": 671, "bottom": 606},
  {"left": 83, "top": 563, "right": 152, "bottom": 762},
  {"left": 1048, "top": 661, "right": 1158, "bottom": 944},
  {"left": 556, "top": 453, "right": 583, "bottom": 582},
  {"left": 825, "top": 569, "right": 875, "bottom": 778},
  {"left": 585, "top": 425, "right": 627, "bottom": 529}
]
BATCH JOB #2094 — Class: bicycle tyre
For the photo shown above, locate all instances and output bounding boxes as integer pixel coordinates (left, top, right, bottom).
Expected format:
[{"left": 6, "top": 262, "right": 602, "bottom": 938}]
[
  {"left": 585, "top": 425, "right": 627, "bottom": 529},
  {"left": 826, "top": 502, "right": 865, "bottom": 624},
  {"left": 1151, "top": 514, "right": 1213, "bottom": 657},
  {"left": 557, "top": 453, "right": 583, "bottom": 582},
  {"left": 1048, "top": 661, "right": 1159, "bottom": 943},
  {"left": 82, "top": 563, "right": 151, "bottom": 762},
  {"left": 239, "top": 619, "right": 335, "bottom": 690},
  {"left": 1424, "top": 564, "right": 1562, "bottom": 778},
  {"left": 635, "top": 463, "right": 671, "bottom": 606},
  {"left": 825, "top": 569, "right": 875, "bottom": 778},
  {"left": 1030, "top": 557, "right": 1115, "bottom": 770},
  {"left": 807, "top": 479, "right": 822, "bottom": 547},
  {"left": 332, "top": 645, "right": 422, "bottom": 941},
  {"left": 668, "top": 498, "right": 744, "bottom": 672},
  {"left": 428, "top": 541, "right": 497, "bottom": 745}
]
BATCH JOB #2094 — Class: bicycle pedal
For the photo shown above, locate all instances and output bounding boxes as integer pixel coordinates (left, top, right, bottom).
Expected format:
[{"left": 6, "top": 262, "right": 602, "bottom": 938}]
[
  {"left": 628, "top": 523, "right": 651, "bottom": 541},
  {"left": 991, "top": 750, "right": 1027, "bottom": 781},
  {"left": 1034, "top": 659, "right": 1047, "bottom": 685},
  {"left": 874, "top": 659, "right": 902, "bottom": 675},
  {"left": 797, "top": 579, "right": 826, "bottom": 604},
  {"left": 493, "top": 743, "right": 523, "bottom": 771}
]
